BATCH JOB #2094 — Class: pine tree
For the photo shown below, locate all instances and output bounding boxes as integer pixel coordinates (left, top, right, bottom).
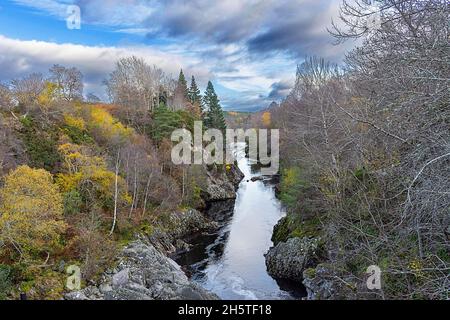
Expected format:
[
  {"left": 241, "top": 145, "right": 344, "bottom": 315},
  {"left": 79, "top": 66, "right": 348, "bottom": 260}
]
[
  {"left": 203, "top": 81, "right": 226, "bottom": 132},
  {"left": 177, "top": 69, "right": 189, "bottom": 99},
  {"left": 189, "top": 76, "right": 202, "bottom": 110}
]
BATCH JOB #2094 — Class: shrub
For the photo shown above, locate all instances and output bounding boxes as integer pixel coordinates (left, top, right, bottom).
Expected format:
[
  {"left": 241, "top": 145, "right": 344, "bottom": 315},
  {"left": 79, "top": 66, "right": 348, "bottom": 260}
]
[
  {"left": 0, "top": 166, "right": 67, "bottom": 261},
  {"left": 19, "top": 116, "right": 61, "bottom": 171},
  {"left": 0, "top": 265, "right": 13, "bottom": 299}
]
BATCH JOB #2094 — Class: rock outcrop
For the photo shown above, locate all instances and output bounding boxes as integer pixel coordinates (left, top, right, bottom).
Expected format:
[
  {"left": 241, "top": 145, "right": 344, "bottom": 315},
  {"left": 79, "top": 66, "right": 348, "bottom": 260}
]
[
  {"left": 265, "top": 237, "right": 320, "bottom": 282},
  {"left": 302, "top": 264, "right": 359, "bottom": 300},
  {"left": 148, "top": 209, "right": 219, "bottom": 254},
  {"left": 65, "top": 240, "right": 218, "bottom": 300},
  {"left": 203, "top": 165, "right": 244, "bottom": 201}
]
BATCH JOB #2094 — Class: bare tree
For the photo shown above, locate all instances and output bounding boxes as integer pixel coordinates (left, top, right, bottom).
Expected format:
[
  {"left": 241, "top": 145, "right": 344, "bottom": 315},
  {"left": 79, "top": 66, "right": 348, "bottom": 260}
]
[
  {"left": 11, "top": 73, "right": 45, "bottom": 107},
  {"left": 86, "top": 92, "right": 101, "bottom": 103},
  {"left": 0, "top": 83, "right": 12, "bottom": 110},
  {"left": 49, "top": 64, "right": 84, "bottom": 101},
  {"left": 271, "top": 0, "right": 449, "bottom": 299}
]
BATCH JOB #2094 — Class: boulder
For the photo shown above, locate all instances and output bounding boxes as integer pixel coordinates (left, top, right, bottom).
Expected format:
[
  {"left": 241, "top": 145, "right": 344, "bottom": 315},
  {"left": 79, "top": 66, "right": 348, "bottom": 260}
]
[
  {"left": 65, "top": 241, "right": 218, "bottom": 300},
  {"left": 203, "top": 165, "right": 244, "bottom": 201},
  {"left": 148, "top": 209, "right": 219, "bottom": 254},
  {"left": 265, "top": 237, "right": 320, "bottom": 282},
  {"left": 302, "top": 264, "right": 359, "bottom": 300}
]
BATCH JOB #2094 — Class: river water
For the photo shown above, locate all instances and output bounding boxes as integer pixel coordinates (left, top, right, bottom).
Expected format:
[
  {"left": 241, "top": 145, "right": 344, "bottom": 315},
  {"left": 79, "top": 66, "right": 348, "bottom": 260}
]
[{"left": 175, "top": 145, "right": 305, "bottom": 300}]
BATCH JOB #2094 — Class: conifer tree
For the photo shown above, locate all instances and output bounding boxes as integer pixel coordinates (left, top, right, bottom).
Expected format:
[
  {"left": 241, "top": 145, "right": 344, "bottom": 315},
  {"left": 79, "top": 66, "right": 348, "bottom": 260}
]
[
  {"left": 177, "top": 69, "right": 189, "bottom": 99},
  {"left": 189, "top": 76, "right": 202, "bottom": 110},
  {"left": 203, "top": 81, "right": 226, "bottom": 132}
]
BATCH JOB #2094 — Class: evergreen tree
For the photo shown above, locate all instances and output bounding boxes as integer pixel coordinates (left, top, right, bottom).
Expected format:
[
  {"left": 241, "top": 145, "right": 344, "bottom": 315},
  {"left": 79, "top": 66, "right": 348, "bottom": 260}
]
[
  {"left": 189, "top": 76, "right": 202, "bottom": 110},
  {"left": 177, "top": 69, "right": 189, "bottom": 99},
  {"left": 203, "top": 81, "right": 226, "bottom": 132},
  {"left": 152, "top": 105, "right": 182, "bottom": 142}
]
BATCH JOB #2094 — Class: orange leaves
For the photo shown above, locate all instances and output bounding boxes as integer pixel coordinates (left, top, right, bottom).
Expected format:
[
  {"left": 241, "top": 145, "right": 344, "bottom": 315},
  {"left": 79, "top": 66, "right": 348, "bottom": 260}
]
[{"left": 261, "top": 111, "right": 272, "bottom": 128}]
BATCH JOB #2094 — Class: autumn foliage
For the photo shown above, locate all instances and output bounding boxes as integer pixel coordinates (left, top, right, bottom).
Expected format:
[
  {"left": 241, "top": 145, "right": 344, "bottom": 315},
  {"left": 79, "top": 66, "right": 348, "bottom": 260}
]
[{"left": 0, "top": 166, "right": 67, "bottom": 261}]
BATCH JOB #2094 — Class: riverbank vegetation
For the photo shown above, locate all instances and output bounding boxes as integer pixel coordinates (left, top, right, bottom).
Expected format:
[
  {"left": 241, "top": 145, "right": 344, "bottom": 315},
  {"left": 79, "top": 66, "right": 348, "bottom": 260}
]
[
  {"left": 256, "top": 0, "right": 449, "bottom": 299},
  {"left": 0, "top": 59, "right": 228, "bottom": 299}
]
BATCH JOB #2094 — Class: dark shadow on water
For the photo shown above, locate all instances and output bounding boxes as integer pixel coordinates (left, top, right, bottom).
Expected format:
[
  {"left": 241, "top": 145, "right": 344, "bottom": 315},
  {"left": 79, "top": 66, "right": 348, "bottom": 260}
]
[{"left": 174, "top": 152, "right": 307, "bottom": 300}]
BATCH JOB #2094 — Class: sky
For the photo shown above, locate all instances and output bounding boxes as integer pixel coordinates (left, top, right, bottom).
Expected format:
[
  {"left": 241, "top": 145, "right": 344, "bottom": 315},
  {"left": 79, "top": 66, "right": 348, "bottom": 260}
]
[{"left": 0, "top": 0, "right": 354, "bottom": 111}]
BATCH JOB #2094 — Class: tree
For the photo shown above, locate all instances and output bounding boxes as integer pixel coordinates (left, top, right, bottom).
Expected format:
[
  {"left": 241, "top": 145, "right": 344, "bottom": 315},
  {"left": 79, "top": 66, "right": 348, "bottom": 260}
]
[
  {"left": 189, "top": 76, "right": 202, "bottom": 108},
  {"left": 0, "top": 166, "right": 67, "bottom": 260},
  {"left": 37, "top": 81, "right": 59, "bottom": 112},
  {"left": 269, "top": 0, "right": 450, "bottom": 299},
  {"left": 151, "top": 105, "right": 183, "bottom": 142},
  {"left": 178, "top": 69, "right": 189, "bottom": 99},
  {"left": 86, "top": 93, "right": 101, "bottom": 103},
  {"left": 171, "top": 69, "right": 190, "bottom": 111},
  {"left": 49, "top": 65, "right": 84, "bottom": 101},
  {"left": 261, "top": 112, "right": 272, "bottom": 128},
  {"left": 203, "top": 81, "right": 226, "bottom": 132},
  {"left": 11, "top": 73, "right": 45, "bottom": 107},
  {"left": 105, "top": 56, "right": 171, "bottom": 131},
  {"left": 0, "top": 83, "right": 12, "bottom": 110}
]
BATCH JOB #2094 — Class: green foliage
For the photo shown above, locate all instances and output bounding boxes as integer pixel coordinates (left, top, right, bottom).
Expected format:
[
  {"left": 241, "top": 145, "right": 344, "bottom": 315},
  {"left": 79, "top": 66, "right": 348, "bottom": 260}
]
[
  {"left": 272, "top": 166, "right": 323, "bottom": 244},
  {"left": 152, "top": 105, "right": 183, "bottom": 141},
  {"left": 19, "top": 268, "right": 65, "bottom": 300},
  {"left": 178, "top": 69, "right": 189, "bottom": 100},
  {"left": 353, "top": 167, "right": 369, "bottom": 182},
  {"left": 0, "top": 265, "right": 13, "bottom": 299},
  {"left": 279, "top": 167, "right": 308, "bottom": 209},
  {"left": 63, "top": 114, "right": 93, "bottom": 145},
  {"left": 189, "top": 76, "right": 202, "bottom": 110},
  {"left": 203, "top": 81, "right": 226, "bottom": 132},
  {"left": 19, "top": 116, "right": 62, "bottom": 171},
  {"left": 152, "top": 105, "right": 197, "bottom": 142},
  {"left": 63, "top": 190, "right": 83, "bottom": 216}
]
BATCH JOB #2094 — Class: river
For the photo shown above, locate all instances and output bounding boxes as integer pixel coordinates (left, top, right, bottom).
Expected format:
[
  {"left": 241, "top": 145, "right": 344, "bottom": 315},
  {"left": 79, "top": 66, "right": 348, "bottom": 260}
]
[{"left": 175, "top": 145, "right": 305, "bottom": 300}]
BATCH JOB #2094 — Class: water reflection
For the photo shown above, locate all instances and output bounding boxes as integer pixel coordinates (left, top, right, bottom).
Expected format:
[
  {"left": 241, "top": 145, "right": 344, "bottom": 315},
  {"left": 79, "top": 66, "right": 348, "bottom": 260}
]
[{"left": 175, "top": 144, "right": 305, "bottom": 300}]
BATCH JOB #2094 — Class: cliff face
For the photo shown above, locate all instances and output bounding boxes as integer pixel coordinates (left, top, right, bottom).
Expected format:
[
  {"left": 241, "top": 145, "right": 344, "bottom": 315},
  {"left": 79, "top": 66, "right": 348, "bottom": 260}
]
[{"left": 202, "top": 164, "right": 244, "bottom": 201}]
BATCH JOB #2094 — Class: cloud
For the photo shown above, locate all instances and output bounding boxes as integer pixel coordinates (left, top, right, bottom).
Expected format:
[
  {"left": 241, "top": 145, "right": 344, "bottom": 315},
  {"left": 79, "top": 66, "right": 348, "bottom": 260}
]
[
  {"left": 268, "top": 80, "right": 294, "bottom": 101},
  {"left": 13, "top": 0, "right": 348, "bottom": 59},
  {"left": 6, "top": 0, "right": 356, "bottom": 110},
  {"left": 0, "top": 35, "right": 210, "bottom": 99}
]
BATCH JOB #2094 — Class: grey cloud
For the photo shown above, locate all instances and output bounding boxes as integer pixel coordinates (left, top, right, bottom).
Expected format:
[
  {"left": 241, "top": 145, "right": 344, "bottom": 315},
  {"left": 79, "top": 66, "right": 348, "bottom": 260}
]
[
  {"left": 8, "top": 0, "right": 354, "bottom": 111},
  {"left": 268, "top": 80, "right": 293, "bottom": 101}
]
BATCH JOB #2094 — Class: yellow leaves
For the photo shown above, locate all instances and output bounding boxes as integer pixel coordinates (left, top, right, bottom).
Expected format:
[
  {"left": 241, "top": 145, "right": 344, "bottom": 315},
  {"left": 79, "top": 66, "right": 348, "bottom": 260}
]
[
  {"left": 58, "top": 143, "right": 104, "bottom": 174},
  {"left": 56, "top": 172, "right": 83, "bottom": 193},
  {"left": 408, "top": 258, "right": 425, "bottom": 279},
  {"left": 64, "top": 114, "right": 86, "bottom": 131},
  {"left": 89, "top": 106, "right": 134, "bottom": 143},
  {"left": 56, "top": 142, "right": 130, "bottom": 208},
  {"left": 37, "top": 82, "right": 59, "bottom": 108},
  {"left": 283, "top": 167, "right": 301, "bottom": 188},
  {"left": 0, "top": 165, "right": 66, "bottom": 259},
  {"left": 261, "top": 111, "right": 272, "bottom": 127}
]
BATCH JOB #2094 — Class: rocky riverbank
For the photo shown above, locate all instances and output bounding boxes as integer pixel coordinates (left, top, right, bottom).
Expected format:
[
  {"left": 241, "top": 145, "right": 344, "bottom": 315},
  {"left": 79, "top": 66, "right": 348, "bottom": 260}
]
[
  {"left": 265, "top": 237, "right": 321, "bottom": 283},
  {"left": 66, "top": 165, "right": 244, "bottom": 301},
  {"left": 203, "top": 164, "right": 244, "bottom": 201},
  {"left": 66, "top": 239, "right": 218, "bottom": 300}
]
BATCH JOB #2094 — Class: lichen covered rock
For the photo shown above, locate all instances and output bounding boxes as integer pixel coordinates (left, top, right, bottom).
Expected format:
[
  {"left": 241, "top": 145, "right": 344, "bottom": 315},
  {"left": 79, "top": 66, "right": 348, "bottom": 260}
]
[
  {"left": 203, "top": 165, "right": 244, "bottom": 201},
  {"left": 65, "top": 240, "right": 218, "bottom": 300},
  {"left": 265, "top": 237, "right": 320, "bottom": 282}
]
